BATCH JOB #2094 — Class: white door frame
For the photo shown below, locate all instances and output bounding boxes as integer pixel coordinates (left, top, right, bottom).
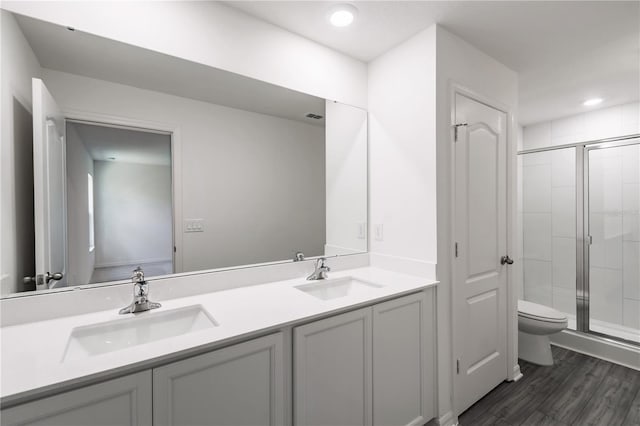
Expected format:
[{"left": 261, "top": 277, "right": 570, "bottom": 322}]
[
  {"left": 449, "top": 83, "right": 520, "bottom": 416},
  {"left": 62, "top": 108, "right": 183, "bottom": 274}
]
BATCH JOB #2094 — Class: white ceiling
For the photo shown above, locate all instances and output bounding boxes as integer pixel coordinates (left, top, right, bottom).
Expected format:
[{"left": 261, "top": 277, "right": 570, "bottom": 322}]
[
  {"left": 225, "top": 1, "right": 640, "bottom": 125},
  {"left": 15, "top": 15, "right": 326, "bottom": 127},
  {"left": 69, "top": 122, "right": 172, "bottom": 166}
]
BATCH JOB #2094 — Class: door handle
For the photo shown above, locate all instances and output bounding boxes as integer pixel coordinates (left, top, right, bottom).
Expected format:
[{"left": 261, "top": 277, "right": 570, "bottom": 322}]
[
  {"left": 45, "top": 272, "right": 64, "bottom": 283},
  {"left": 500, "top": 255, "right": 514, "bottom": 265},
  {"left": 34, "top": 272, "right": 64, "bottom": 289}
]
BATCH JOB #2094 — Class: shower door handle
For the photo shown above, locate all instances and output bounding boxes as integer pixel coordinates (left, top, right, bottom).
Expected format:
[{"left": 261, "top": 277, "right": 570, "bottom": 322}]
[{"left": 500, "top": 255, "right": 514, "bottom": 265}]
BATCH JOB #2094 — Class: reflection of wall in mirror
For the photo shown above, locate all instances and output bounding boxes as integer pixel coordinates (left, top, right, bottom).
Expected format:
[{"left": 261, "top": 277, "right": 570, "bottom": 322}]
[
  {"left": 66, "top": 124, "right": 95, "bottom": 285},
  {"left": 325, "top": 101, "right": 368, "bottom": 255},
  {"left": 42, "top": 69, "right": 326, "bottom": 274},
  {"left": 0, "top": 11, "right": 42, "bottom": 295},
  {"left": 93, "top": 161, "right": 173, "bottom": 270}
]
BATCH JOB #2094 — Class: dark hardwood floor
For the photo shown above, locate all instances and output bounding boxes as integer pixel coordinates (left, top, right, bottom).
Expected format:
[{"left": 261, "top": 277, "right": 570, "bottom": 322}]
[{"left": 458, "top": 346, "right": 640, "bottom": 426}]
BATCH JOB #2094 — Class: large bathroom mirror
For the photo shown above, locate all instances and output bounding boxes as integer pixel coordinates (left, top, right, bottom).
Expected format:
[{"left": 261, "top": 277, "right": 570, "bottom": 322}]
[{"left": 1, "top": 11, "right": 368, "bottom": 297}]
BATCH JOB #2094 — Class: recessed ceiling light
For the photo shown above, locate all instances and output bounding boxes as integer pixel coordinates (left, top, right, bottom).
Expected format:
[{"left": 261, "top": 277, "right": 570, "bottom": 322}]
[
  {"left": 328, "top": 4, "right": 357, "bottom": 27},
  {"left": 583, "top": 98, "right": 603, "bottom": 107}
]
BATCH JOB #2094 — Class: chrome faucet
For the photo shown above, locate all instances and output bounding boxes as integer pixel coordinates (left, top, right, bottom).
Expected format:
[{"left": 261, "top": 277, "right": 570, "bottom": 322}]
[
  {"left": 119, "top": 267, "right": 161, "bottom": 314},
  {"left": 307, "top": 257, "right": 330, "bottom": 280},
  {"left": 293, "top": 251, "right": 305, "bottom": 262}
]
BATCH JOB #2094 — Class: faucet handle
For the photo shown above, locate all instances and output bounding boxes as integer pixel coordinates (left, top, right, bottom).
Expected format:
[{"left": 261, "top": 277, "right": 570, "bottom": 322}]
[
  {"left": 317, "top": 257, "right": 330, "bottom": 271},
  {"left": 132, "top": 266, "right": 145, "bottom": 283},
  {"left": 307, "top": 257, "right": 330, "bottom": 280}
]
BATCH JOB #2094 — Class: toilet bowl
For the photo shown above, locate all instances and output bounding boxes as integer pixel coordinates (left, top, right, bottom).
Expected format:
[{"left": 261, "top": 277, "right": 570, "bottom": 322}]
[{"left": 518, "top": 300, "right": 568, "bottom": 366}]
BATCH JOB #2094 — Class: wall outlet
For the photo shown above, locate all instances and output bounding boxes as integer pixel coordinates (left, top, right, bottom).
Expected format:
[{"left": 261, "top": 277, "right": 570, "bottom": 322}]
[
  {"left": 357, "top": 222, "right": 366, "bottom": 240},
  {"left": 374, "top": 224, "right": 384, "bottom": 241},
  {"left": 184, "top": 219, "right": 204, "bottom": 233}
]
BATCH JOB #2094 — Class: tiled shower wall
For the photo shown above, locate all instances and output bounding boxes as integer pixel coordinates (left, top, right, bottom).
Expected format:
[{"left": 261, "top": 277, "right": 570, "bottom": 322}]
[
  {"left": 520, "top": 148, "right": 577, "bottom": 317},
  {"left": 520, "top": 102, "right": 640, "bottom": 330}
]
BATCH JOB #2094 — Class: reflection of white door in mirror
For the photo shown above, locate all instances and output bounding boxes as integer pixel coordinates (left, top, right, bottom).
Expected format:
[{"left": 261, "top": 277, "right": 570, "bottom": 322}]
[{"left": 31, "top": 78, "right": 67, "bottom": 290}]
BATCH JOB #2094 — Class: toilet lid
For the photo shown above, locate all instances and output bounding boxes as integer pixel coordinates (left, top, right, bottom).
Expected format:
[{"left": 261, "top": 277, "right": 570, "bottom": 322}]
[{"left": 518, "top": 300, "right": 567, "bottom": 323}]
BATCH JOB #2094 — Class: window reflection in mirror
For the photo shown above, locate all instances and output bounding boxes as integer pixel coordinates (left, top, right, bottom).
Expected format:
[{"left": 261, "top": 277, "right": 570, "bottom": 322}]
[{"left": 0, "top": 11, "right": 368, "bottom": 297}]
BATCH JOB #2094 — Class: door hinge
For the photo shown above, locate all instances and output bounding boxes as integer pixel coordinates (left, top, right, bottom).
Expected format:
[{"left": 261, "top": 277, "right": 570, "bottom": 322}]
[
  {"left": 453, "top": 123, "right": 468, "bottom": 142},
  {"left": 456, "top": 359, "right": 460, "bottom": 374},
  {"left": 174, "top": 246, "right": 177, "bottom": 253},
  {"left": 455, "top": 242, "right": 459, "bottom": 258}
]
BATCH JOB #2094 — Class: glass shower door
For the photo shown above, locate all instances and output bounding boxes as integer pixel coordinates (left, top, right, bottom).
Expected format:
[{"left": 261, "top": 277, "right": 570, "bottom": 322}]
[{"left": 586, "top": 142, "right": 640, "bottom": 343}]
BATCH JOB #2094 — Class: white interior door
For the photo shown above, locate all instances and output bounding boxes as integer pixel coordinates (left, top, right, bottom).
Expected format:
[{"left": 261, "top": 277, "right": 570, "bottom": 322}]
[
  {"left": 32, "top": 78, "right": 67, "bottom": 290},
  {"left": 453, "top": 92, "right": 509, "bottom": 414}
]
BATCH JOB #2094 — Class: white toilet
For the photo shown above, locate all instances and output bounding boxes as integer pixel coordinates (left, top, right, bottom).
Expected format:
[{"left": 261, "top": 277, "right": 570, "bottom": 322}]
[{"left": 518, "top": 300, "right": 568, "bottom": 366}]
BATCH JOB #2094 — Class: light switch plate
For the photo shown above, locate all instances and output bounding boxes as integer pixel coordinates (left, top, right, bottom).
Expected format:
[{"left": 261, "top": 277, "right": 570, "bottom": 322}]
[
  {"left": 374, "top": 224, "right": 384, "bottom": 241},
  {"left": 184, "top": 219, "right": 204, "bottom": 233},
  {"left": 357, "top": 222, "right": 366, "bottom": 240}
]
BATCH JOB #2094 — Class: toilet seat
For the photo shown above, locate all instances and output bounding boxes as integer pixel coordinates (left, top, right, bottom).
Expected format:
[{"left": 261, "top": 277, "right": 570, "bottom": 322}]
[{"left": 518, "top": 300, "right": 567, "bottom": 323}]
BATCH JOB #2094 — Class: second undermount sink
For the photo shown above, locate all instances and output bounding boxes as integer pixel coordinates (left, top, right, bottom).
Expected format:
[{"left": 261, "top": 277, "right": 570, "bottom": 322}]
[
  {"left": 295, "top": 277, "right": 384, "bottom": 301},
  {"left": 62, "top": 305, "right": 218, "bottom": 362}
]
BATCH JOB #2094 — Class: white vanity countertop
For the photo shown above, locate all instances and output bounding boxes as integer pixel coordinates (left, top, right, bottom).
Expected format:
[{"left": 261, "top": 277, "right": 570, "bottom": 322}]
[{"left": 0, "top": 267, "right": 437, "bottom": 406}]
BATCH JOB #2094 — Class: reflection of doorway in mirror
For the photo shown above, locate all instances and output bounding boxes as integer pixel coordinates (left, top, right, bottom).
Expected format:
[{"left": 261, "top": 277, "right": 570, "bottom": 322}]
[{"left": 65, "top": 121, "right": 174, "bottom": 285}]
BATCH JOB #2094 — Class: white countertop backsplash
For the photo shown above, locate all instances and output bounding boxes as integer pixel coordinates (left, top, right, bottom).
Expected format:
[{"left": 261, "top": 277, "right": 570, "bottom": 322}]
[{"left": 1, "top": 256, "right": 437, "bottom": 406}]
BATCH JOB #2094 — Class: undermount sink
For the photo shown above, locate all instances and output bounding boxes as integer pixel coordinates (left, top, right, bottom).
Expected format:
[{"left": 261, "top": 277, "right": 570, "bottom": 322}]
[
  {"left": 295, "top": 277, "right": 384, "bottom": 301},
  {"left": 62, "top": 305, "right": 218, "bottom": 362}
]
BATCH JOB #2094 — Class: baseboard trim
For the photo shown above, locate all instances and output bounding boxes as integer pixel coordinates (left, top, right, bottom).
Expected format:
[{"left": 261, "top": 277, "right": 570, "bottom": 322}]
[
  {"left": 550, "top": 329, "right": 640, "bottom": 371},
  {"left": 508, "top": 363, "right": 523, "bottom": 382},
  {"left": 437, "top": 411, "right": 457, "bottom": 426}
]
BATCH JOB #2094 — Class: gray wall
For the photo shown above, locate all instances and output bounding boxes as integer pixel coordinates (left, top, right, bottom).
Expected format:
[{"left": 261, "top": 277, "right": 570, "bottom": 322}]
[
  {"left": 94, "top": 160, "right": 172, "bottom": 268},
  {"left": 66, "top": 124, "right": 95, "bottom": 285},
  {"left": 12, "top": 98, "right": 36, "bottom": 292},
  {"left": 44, "top": 69, "right": 326, "bottom": 273}
]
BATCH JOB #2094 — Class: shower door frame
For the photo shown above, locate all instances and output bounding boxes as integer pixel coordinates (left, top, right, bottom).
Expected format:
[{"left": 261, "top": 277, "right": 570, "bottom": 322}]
[
  {"left": 582, "top": 136, "right": 640, "bottom": 345},
  {"left": 519, "top": 133, "right": 640, "bottom": 347}
]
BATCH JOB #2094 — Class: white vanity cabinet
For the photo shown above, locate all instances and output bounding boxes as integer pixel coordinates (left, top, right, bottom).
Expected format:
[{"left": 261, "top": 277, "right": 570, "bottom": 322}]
[
  {"left": 294, "top": 291, "right": 435, "bottom": 426},
  {"left": 372, "top": 292, "right": 435, "bottom": 426},
  {"left": 294, "top": 307, "right": 373, "bottom": 426},
  {"left": 2, "top": 289, "right": 435, "bottom": 426},
  {"left": 153, "top": 332, "right": 286, "bottom": 426},
  {"left": 1, "top": 371, "right": 152, "bottom": 426}
]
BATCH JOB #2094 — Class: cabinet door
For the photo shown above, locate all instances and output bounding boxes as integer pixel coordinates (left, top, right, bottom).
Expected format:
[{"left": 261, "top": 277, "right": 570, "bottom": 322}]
[
  {"left": 294, "top": 307, "right": 372, "bottom": 426},
  {"left": 153, "top": 333, "right": 285, "bottom": 426},
  {"left": 1, "top": 371, "right": 152, "bottom": 426},
  {"left": 373, "top": 291, "right": 435, "bottom": 426}
]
